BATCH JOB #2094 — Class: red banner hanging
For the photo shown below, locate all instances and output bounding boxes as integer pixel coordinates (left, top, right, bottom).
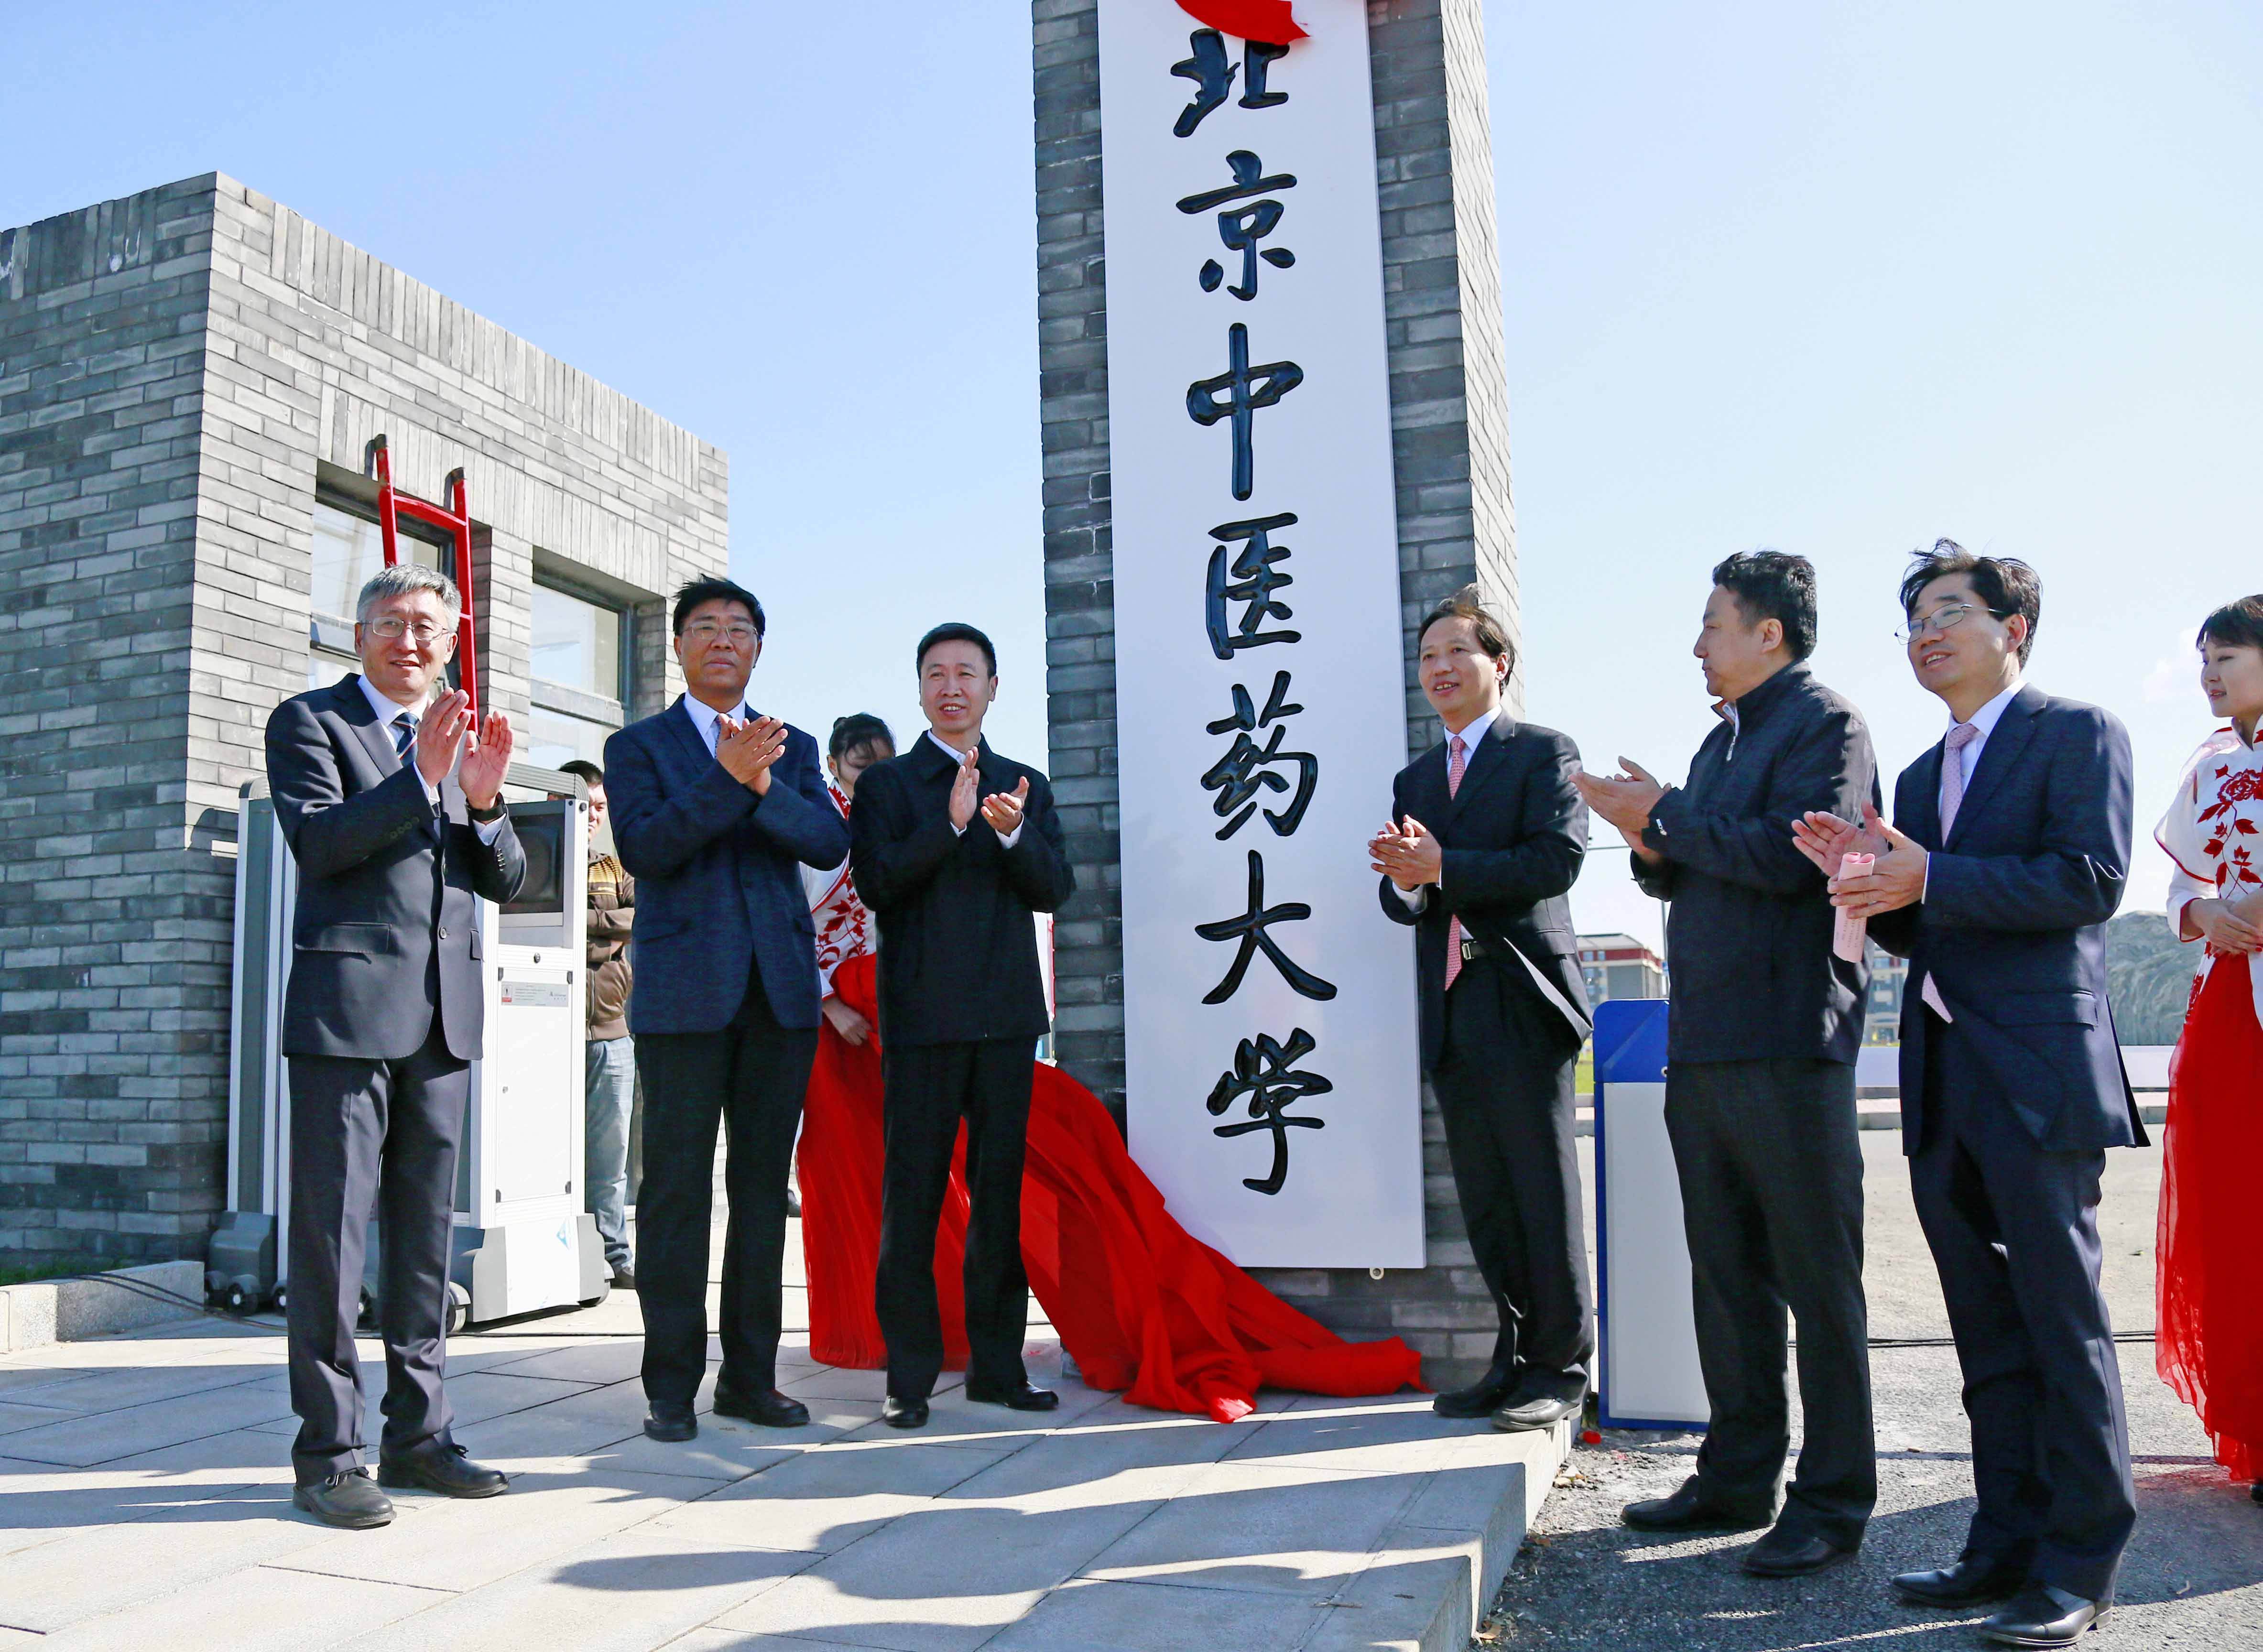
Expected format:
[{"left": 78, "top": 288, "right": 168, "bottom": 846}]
[{"left": 1174, "top": 0, "right": 1306, "bottom": 44}]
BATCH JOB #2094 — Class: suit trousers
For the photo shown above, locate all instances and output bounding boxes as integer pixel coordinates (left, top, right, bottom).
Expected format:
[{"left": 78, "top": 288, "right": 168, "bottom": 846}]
[
  {"left": 1430, "top": 957, "right": 1593, "bottom": 1393},
  {"left": 876, "top": 1038, "right": 1034, "bottom": 1401},
  {"left": 286, "top": 1015, "right": 468, "bottom": 1483},
  {"left": 1911, "top": 1011, "right": 2134, "bottom": 1599},
  {"left": 1666, "top": 1057, "right": 1875, "bottom": 1544},
  {"left": 634, "top": 964, "right": 818, "bottom": 1409}
]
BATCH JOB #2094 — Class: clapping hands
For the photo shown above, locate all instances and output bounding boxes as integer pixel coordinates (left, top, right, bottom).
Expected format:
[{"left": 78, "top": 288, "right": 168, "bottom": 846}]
[
  {"left": 716, "top": 714, "right": 788, "bottom": 794},
  {"left": 1794, "top": 803, "right": 1927, "bottom": 919},
  {"left": 415, "top": 690, "right": 513, "bottom": 811},
  {"left": 1368, "top": 816, "right": 1442, "bottom": 889}
]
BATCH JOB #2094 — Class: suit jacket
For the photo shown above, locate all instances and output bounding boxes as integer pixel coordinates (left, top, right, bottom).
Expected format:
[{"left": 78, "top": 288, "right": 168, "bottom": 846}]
[
  {"left": 1869, "top": 684, "right": 2145, "bottom": 1152},
  {"left": 265, "top": 675, "right": 526, "bottom": 1062},
  {"left": 849, "top": 735, "right": 1075, "bottom": 1048},
  {"left": 605, "top": 699, "right": 848, "bottom": 1036},
  {"left": 1378, "top": 717, "right": 1591, "bottom": 1072},
  {"left": 1632, "top": 662, "right": 1880, "bottom": 1065}
]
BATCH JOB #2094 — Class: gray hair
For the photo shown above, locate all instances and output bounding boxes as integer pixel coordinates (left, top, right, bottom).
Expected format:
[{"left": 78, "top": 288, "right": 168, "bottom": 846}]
[{"left": 356, "top": 562, "right": 460, "bottom": 624}]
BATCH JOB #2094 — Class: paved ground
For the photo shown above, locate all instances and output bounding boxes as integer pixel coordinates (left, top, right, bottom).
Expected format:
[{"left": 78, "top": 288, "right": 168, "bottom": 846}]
[
  {"left": 0, "top": 1221, "right": 1557, "bottom": 1651},
  {"left": 1479, "top": 1135, "right": 2263, "bottom": 1649}
]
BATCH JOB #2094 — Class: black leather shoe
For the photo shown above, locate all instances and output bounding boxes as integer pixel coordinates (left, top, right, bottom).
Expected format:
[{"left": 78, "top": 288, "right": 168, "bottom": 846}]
[
  {"left": 965, "top": 1380, "right": 1059, "bottom": 1412},
  {"left": 643, "top": 1403, "right": 698, "bottom": 1442},
  {"left": 1491, "top": 1385, "right": 1584, "bottom": 1434},
  {"left": 1741, "top": 1523, "right": 1857, "bottom": 1578},
  {"left": 1432, "top": 1364, "right": 1514, "bottom": 1420},
  {"left": 1621, "top": 1478, "right": 1773, "bottom": 1533},
  {"left": 882, "top": 1395, "right": 929, "bottom": 1429},
  {"left": 713, "top": 1388, "right": 811, "bottom": 1428},
  {"left": 1981, "top": 1586, "right": 2108, "bottom": 1647},
  {"left": 377, "top": 1440, "right": 508, "bottom": 1498},
  {"left": 1893, "top": 1553, "right": 2028, "bottom": 1608},
  {"left": 293, "top": 1468, "right": 394, "bottom": 1529}
]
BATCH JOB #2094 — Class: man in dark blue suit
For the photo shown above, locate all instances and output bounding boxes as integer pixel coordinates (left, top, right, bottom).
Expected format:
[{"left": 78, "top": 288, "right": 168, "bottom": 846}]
[
  {"left": 1799, "top": 543, "right": 2144, "bottom": 1648},
  {"left": 1370, "top": 587, "right": 1594, "bottom": 1434},
  {"left": 605, "top": 577, "right": 849, "bottom": 1443},
  {"left": 266, "top": 563, "right": 525, "bottom": 1528}
]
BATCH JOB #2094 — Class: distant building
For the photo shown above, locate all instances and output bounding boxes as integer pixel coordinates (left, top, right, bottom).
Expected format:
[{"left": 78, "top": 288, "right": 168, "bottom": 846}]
[
  {"left": 1578, "top": 934, "right": 1665, "bottom": 1005},
  {"left": 1863, "top": 940, "right": 1907, "bottom": 1044}
]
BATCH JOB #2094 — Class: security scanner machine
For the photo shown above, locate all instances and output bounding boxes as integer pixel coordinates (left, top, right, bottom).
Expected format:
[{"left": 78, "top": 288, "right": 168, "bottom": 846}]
[{"left": 209, "top": 762, "right": 608, "bottom": 1329}]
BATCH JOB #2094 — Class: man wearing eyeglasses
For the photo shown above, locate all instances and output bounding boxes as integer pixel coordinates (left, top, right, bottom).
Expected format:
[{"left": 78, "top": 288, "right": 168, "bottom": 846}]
[
  {"left": 1794, "top": 543, "right": 2142, "bottom": 1648},
  {"left": 603, "top": 577, "right": 849, "bottom": 1444},
  {"left": 265, "top": 563, "right": 525, "bottom": 1529}
]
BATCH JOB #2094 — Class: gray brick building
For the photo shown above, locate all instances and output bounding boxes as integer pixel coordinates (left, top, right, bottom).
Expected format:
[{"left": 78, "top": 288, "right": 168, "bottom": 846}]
[
  {"left": 1034, "top": 0, "right": 1522, "bottom": 1386},
  {"left": 0, "top": 174, "right": 727, "bottom": 1270}
]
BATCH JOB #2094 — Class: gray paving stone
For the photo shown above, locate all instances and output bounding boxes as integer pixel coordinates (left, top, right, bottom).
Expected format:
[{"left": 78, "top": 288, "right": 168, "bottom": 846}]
[
  {"left": 467, "top": 1336, "right": 645, "bottom": 1386},
  {"left": 0, "top": 1358, "right": 281, "bottom": 1417},
  {"left": 707, "top": 1491, "right": 1161, "bottom": 1652},
  {"left": 647, "top": 1436, "right": 1023, "bottom": 1555},
  {"left": 266, "top": 1466, "right": 717, "bottom": 1594},
  {"left": 0, "top": 1376, "right": 294, "bottom": 1466},
  {"left": 1298, "top": 1549, "right": 1477, "bottom": 1652},
  {"left": 243, "top": 1367, "right": 592, "bottom": 1442},
  {"left": 1224, "top": 1394, "right": 1496, "bottom": 1477},
  {"left": 326, "top": 1529, "right": 816, "bottom": 1652},
  {"left": 37, "top": 1562, "right": 440, "bottom": 1652},
  {"left": 982, "top": 1577, "right": 1331, "bottom": 1652},
  {"left": 1080, "top": 1459, "right": 1428, "bottom": 1599}
]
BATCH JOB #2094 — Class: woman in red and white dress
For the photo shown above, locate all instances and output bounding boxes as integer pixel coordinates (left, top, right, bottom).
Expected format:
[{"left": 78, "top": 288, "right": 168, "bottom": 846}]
[
  {"left": 2154, "top": 594, "right": 2263, "bottom": 1504},
  {"left": 793, "top": 715, "right": 1421, "bottom": 1421}
]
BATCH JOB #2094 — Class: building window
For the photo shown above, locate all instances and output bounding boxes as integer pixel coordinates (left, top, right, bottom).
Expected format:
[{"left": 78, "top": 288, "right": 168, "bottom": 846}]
[
  {"left": 526, "top": 577, "right": 631, "bottom": 772},
  {"left": 307, "top": 499, "right": 446, "bottom": 690}
]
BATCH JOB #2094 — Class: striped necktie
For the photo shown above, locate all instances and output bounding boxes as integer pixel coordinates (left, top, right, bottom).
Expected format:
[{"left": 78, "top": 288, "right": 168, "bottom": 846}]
[{"left": 391, "top": 710, "right": 417, "bottom": 764}]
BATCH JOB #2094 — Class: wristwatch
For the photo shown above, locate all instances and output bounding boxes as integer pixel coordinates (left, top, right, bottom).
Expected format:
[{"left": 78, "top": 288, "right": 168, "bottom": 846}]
[{"left": 467, "top": 798, "right": 508, "bottom": 823}]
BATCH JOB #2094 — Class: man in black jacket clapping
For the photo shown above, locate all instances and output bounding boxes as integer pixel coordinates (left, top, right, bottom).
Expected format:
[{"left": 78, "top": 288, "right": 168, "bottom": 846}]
[
  {"left": 1575, "top": 551, "right": 1880, "bottom": 1580},
  {"left": 850, "top": 623, "right": 1076, "bottom": 1430}
]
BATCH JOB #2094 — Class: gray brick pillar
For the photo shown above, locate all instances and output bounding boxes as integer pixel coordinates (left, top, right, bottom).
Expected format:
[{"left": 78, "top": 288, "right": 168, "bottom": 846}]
[{"left": 1032, "top": 0, "right": 1517, "bottom": 1387}]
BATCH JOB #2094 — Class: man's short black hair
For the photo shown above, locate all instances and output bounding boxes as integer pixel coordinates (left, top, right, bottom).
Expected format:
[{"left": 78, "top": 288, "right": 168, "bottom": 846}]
[
  {"left": 672, "top": 576, "right": 766, "bottom": 639},
  {"left": 1898, "top": 540, "right": 2041, "bottom": 664},
  {"left": 1711, "top": 550, "right": 1818, "bottom": 663},
  {"left": 916, "top": 622, "right": 997, "bottom": 677},
  {"left": 2198, "top": 594, "right": 2263, "bottom": 655},
  {"left": 557, "top": 759, "right": 604, "bottom": 787}
]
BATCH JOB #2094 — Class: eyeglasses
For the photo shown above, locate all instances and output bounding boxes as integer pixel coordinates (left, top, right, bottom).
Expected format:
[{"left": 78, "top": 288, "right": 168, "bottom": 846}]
[
  {"left": 367, "top": 617, "right": 453, "bottom": 644},
  {"left": 1895, "top": 602, "right": 1999, "bottom": 644},
  {"left": 682, "top": 621, "right": 758, "bottom": 647}
]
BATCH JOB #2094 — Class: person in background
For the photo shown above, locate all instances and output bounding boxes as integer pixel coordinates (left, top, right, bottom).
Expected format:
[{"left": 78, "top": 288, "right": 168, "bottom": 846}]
[
  {"left": 1797, "top": 543, "right": 2143, "bottom": 1647},
  {"left": 558, "top": 759, "right": 636, "bottom": 1291},
  {"left": 2152, "top": 593, "right": 2263, "bottom": 1507},
  {"left": 804, "top": 715, "right": 896, "bottom": 1045},
  {"left": 1578, "top": 551, "right": 1880, "bottom": 1580},
  {"left": 1370, "top": 586, "right": 1594, "bottom": 1435}
]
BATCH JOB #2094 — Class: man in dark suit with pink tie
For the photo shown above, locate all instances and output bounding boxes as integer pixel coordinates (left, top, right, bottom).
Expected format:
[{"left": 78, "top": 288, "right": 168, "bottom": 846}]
[
  {"left": 1371, "top": 587, "right": 1595, "bottom": 1435},
  {"left": 1798, "top": 543, "right": 2144, "bottom": 1648}
]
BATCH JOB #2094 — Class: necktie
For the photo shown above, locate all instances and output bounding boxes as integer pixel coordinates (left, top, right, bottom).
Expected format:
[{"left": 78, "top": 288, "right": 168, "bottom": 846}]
[
  {"left": 1920, "top": 721, "right": 1981, "bottom": 1022},
  {"left": 1937, "top": 720, "right": 1980, "bottom": 839},
  {"left": 392, "top": 711, "right": 417, "bottom": 764},
  {"left": 1443, "top": 734, "right": 1468, "bottom": 991}
]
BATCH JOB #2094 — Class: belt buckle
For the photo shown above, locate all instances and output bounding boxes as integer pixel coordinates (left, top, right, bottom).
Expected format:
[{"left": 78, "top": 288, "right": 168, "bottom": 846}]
[{"left": 1459, "top": 935, "right": 1480, "bottom": 964}]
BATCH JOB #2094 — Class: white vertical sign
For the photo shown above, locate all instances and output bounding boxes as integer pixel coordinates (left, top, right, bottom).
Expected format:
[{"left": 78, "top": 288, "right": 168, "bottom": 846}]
[{"left": 1100, "top": 0, "right": 1424, "bottom": 1267}]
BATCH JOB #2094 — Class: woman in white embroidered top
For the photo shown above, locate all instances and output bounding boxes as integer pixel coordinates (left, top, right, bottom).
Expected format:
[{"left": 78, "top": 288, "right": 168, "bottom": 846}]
[{"left": 2154, "top": 593, "right": 2263, "bottom": 1506}]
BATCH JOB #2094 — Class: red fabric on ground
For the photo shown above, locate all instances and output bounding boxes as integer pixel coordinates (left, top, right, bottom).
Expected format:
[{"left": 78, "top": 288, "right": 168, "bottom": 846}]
[
  {"left": 2157, "top": 951, "right": 2263, "bottom": 1481},
  {"left": 795, "top": 954, "right": 1423, "bottom": 1421}
]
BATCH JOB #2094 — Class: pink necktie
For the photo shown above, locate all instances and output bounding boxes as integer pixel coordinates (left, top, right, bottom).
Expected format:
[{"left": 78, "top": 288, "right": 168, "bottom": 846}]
[
  {"left": 1443, "top": 734, "right": 1468, "bottom": 991},
  {"left": 1920, "top": 721, "right": 1981, "bottom": 1021}
]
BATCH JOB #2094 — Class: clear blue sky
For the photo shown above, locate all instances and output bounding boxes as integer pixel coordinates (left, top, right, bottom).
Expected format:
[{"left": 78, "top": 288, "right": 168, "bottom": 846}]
[{"left": 10, "top": 0, "right": 2258, "bottom": 946}]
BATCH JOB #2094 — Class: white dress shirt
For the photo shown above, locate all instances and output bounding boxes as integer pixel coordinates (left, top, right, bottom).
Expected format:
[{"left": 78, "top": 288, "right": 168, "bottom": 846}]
[
  {"left": 927, "top": 730, "right": 1023, "bottom": 848},
  {"left": 1916, "top": 678, "right": 2023, "bottom": 1020},
  {"left": 681, "top": 692, "right": 746, "bottom": 757},
  {"left": 359, "top": 675, "right": 504, "bottom": 843},
  {"left": 1393, "top": 706, "right": 1499, "bottom": 914}
]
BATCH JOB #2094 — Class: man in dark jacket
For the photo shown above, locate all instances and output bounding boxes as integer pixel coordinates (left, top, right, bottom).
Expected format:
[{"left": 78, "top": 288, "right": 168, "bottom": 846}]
[
  {"left": 850, "top": 623, "right": 1075, "bottom": 1430},
  {"left": 265, "top": 563, "right": 525, "bottom": 1529},
  {"left": 559, "top": 760, "right": 635, "bottom": 1289},
  {"left": 1371, "top": 587, "right": 1594, "bottom": 1433},
  {"left": 604, "top": 578, "right": 849, "bottom": 1444},
  {"left": 1577, "top": 551, "right": 1880, "bottom": 1578},
  {"left": 1797, "top": 544, "right": 2142, "bottom": 1647}
]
